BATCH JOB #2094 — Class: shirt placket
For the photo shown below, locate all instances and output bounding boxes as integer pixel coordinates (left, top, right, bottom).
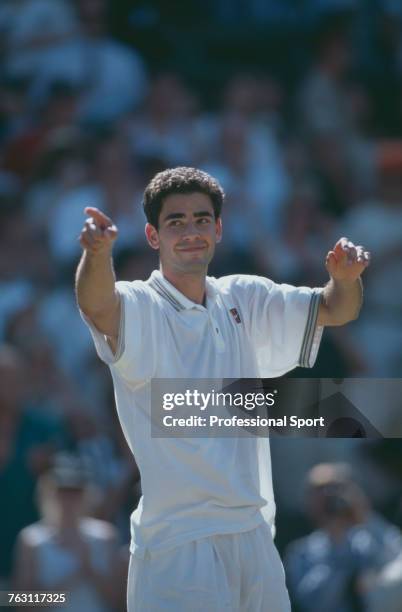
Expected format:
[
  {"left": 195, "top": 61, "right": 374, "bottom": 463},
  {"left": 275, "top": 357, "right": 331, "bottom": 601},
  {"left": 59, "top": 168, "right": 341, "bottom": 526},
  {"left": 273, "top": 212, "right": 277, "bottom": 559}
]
[{"left": 208, "top": 310, "right": 225, "bottom": 352}]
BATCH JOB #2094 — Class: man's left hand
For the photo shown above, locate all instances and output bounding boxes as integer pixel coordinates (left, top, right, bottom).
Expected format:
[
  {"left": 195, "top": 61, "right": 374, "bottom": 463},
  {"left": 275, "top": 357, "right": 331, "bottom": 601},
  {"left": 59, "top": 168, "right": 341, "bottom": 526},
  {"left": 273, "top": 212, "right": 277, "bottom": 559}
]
[{"left": 326, "top": 237, "right": 370, "bottom": 282}]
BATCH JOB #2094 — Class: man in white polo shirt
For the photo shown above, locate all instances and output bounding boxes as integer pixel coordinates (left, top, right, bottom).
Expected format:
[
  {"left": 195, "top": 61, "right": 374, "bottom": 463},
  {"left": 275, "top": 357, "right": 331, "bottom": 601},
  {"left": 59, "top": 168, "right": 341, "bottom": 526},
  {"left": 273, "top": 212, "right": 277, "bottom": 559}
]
[{"left": 75, "top": 167, "right": 370, "bottom": 611}]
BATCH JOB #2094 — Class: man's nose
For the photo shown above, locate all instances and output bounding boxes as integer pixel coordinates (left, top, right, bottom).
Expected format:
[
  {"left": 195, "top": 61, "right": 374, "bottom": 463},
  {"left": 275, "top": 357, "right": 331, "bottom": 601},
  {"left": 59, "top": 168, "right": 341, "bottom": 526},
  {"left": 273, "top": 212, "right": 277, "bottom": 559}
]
[{"left": 182, "top": 223, "right": 201, "bottom": 239}]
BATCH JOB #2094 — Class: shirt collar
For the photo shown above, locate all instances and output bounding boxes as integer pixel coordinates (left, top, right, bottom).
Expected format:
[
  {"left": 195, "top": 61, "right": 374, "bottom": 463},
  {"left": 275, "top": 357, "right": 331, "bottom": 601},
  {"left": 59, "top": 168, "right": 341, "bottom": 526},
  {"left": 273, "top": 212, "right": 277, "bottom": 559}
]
[{"left": 149, "top": 270, "right": 218, "bottom": 311}]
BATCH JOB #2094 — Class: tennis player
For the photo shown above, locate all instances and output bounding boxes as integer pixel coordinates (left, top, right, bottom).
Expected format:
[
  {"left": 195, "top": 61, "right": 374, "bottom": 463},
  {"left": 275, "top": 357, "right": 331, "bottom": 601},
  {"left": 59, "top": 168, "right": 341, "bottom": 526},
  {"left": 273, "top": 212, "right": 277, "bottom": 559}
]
[{"left": 75, "top": 167, "right": 370, "bottom": 611}]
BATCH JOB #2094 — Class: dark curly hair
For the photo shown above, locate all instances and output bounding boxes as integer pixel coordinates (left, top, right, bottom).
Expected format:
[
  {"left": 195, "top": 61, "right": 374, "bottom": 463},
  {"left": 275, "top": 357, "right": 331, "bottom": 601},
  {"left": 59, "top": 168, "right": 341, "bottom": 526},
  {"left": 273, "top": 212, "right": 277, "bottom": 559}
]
[{"left": 143, "top": 166, "right": 225, "bottom": 228}]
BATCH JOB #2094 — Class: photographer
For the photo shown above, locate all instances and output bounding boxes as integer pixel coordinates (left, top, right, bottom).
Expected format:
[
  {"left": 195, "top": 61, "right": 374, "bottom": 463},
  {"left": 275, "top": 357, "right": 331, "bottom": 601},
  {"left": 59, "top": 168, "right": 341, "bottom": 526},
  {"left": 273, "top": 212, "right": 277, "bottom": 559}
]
[{"left": 284, "top": 463, "right": 402, "bottom": 612}]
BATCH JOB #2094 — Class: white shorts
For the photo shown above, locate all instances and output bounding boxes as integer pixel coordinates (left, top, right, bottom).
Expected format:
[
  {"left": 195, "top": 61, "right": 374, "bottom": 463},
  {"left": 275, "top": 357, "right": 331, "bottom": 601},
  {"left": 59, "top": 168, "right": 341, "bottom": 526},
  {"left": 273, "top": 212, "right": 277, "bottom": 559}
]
[{"left": 127, "top": 522, "right": 291, "bottom": 611}]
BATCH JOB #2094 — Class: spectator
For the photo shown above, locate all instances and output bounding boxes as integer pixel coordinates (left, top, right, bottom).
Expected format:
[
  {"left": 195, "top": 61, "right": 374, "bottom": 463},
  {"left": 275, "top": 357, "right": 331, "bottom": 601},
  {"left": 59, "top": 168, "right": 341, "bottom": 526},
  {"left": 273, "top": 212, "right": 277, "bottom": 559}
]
[
  {"left": 299, "top": 17, "right": 356, "bottom": 138},
  {"left": 366, "top": 551, "right": 402, "bottom": 612},
  {"left": 5, "top": 303, "right": 82, "bottom": 416},
  {"left": 2, "top": 0, "right": 147, "bottom": 122},
  {"left": 1, "top": 3, "right": 402, "bottom": 604},
  {"left": 0, "top": 75, "right": 32, "bottom": 145},
  {"left": 299, "top": 16, "right": 374, "bottom": 211},
  {"left": 338, "top": 141, "right": 402, "bottom": 375},
  {"left": 256, "top": 181, "right": 332, "bottom": 285},
  {"left": 208, "top": 74, "right": 290, "bottom": 230},
  {"left": 0, "top": 344, "right": 64, "bottom": 586},
  {"left": 13, "top": 452, "right": 122, "bottom": 611},
  {"left": 91, "top": 126, "right": 147, "bottom": 252},
  {"left": 3, "top": 81, "right": 80, "bottom": 183},
  {"left": 129, "top": 73, "right": 198, "bottom": 167},
  {"left": 1, "top": 0, "right": 78, "bottom": 81},
  {"left": 73, "top": 0, "right": 147, "bottom": 122},
  {"left": 0, "top": 196, "right": 52, "bottom": 284},
  {"left": 285, "top": 463, "right": 402, "bottom": 612}
]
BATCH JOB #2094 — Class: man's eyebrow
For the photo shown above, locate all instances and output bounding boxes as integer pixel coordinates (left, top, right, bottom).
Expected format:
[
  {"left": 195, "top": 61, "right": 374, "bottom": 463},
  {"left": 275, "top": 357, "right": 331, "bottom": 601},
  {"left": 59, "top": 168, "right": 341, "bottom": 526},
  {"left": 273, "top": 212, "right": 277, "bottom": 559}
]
[
  {"left": 163, "top": 211, "right": 214, "bottom": 222},
  {"left": 193, "top": 211, "right": 213, "bottom": 218},
  {"left": 163, "top": 212, "right": 185, "bottom": 221}
]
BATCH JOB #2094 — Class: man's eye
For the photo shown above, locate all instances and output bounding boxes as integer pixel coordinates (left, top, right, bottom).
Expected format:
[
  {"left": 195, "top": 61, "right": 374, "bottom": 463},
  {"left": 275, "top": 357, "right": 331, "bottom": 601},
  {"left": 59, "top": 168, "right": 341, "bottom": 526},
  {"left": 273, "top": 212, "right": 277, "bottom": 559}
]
[
  {"left": 198, "top": 218, "right": 210, "bottom": 224},
  {"left": 169, "top": 220, "right": 182, "bottom": 227}
]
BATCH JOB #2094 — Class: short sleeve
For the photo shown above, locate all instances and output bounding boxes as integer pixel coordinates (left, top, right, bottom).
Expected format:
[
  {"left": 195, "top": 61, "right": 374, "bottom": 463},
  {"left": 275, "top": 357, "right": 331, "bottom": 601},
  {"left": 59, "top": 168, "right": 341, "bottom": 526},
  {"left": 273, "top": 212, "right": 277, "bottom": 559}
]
[
  {"left": 248, "top": 278, "right": 324, "bottom": 377},
  {"left": 80, "top": 280, "right": 148, "bottom": 383}
]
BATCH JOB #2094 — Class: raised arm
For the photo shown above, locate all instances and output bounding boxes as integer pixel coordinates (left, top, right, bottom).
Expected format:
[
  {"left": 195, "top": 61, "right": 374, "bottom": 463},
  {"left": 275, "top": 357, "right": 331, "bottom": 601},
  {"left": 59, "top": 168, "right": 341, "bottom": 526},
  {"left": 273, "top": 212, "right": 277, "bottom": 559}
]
[
  {"left": 318, "top": 237, "right": 370, "bottom": 327},
  {"left": 75, "top": 207, "right": 120, "bottom": 352}
]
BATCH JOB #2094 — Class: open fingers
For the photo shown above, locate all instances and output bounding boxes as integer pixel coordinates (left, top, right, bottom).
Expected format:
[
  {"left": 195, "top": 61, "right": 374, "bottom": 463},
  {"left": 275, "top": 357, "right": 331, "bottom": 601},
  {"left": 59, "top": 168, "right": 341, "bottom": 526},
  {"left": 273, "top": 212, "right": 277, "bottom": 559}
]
[
  {"left": 327, "top": 239, "right": 371, "bottom": 279},
  {"left": 333, "top": 237, "right": 370, "bottom": 265},
  {"left": 347, "top": 244, "right": 370, "bottom": 266}
]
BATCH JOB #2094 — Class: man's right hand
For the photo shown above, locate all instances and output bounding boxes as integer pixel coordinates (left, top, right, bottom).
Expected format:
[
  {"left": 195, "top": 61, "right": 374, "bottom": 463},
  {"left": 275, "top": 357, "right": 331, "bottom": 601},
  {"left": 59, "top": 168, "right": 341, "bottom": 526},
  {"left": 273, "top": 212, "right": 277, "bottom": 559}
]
[
  {"left": 79, "top": 207, "right": 118, "bottom": 255},
  {"left": 76, "top": 206, "right": 120, "bottom": 348}
]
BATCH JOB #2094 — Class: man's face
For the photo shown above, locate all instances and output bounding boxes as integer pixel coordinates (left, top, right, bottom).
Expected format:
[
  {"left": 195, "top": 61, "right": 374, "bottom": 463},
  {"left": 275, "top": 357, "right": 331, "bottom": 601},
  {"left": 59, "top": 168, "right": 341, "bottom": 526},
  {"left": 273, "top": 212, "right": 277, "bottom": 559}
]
[{"left": 146, "top": 192, "right": 222, "bottom": 274}]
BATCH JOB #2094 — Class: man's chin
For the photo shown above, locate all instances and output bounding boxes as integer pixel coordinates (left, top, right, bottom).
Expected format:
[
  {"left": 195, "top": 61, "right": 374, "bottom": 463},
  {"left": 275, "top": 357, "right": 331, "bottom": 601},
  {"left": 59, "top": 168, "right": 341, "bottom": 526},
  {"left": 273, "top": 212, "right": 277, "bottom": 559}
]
[
  {"left": 177, "top": 253, "right": 212, "bottom": 272},
  {"left": 179, "top": 260, "right": 209, "bottom": 273}
]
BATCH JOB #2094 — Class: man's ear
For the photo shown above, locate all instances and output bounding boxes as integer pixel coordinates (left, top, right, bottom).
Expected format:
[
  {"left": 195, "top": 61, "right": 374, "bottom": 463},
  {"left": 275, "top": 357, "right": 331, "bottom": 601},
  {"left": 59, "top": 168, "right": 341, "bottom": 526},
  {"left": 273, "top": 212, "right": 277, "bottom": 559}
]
[
  {"left": 215, "top": 217, "right": 223, "bottom": 243},
  {"left": 145, "top": 223, "right": 160, "bottom": 250}
]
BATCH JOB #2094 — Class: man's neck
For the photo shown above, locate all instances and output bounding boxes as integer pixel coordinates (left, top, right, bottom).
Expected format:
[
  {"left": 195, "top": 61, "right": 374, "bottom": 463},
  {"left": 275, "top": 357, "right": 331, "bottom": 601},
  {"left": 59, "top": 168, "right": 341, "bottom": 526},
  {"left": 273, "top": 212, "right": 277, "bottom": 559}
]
[{"left": 160, "top": 266, "right": 207, "bottom": 305}]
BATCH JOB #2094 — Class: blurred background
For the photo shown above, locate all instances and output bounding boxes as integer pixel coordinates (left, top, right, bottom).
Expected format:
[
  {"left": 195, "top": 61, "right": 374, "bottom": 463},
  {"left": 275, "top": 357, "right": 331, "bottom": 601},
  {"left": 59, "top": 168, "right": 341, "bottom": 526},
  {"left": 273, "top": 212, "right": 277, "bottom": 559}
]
[{"left": 1, "top": 0, "right": 402, "bottom": 610}]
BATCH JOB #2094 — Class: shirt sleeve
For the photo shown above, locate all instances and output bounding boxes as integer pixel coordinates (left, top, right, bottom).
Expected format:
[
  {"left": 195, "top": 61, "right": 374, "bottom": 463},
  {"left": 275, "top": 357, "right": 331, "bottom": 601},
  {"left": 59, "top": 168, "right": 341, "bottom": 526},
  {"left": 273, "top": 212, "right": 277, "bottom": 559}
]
[
  {"left": 80, "top": 280, "right": 148, "bottom": 383},
  {"left": 247, "top": 277, "right": 324, "bottom": 377}
]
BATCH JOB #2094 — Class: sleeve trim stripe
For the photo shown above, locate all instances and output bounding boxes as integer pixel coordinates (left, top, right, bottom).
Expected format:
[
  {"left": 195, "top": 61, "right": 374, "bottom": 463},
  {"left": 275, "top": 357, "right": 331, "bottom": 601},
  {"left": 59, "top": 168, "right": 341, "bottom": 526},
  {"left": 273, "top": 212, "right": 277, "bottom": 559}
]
[
  {"left": 299, "top": 290, "right": 322, "bottom": 368},
  {"left": 113, "top": 292, "right": 126, "bottom": 362}
]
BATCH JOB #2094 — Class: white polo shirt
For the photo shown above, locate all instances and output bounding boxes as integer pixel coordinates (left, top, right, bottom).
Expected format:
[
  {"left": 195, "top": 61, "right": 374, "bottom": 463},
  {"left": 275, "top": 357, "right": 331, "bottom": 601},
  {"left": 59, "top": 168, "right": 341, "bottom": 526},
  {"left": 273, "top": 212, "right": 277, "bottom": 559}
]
[{"left": 83, "top": 271, "right": 323, "bottom": 558}]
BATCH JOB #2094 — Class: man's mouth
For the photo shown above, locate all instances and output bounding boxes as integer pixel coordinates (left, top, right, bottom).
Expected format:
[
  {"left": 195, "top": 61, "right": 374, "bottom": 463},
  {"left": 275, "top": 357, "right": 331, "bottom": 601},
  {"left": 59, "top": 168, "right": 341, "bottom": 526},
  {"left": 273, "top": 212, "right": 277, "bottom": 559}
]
[{"left": 176, "top": 245, "right": 207, "bottom": 252}]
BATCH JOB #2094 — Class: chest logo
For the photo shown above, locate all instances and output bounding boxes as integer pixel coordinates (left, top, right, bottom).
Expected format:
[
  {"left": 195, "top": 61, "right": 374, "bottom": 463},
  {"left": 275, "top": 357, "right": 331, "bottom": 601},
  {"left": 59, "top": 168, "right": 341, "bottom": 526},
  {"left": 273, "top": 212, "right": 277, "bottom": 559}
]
[{"left": 229, "top": 308, "right": 242, "bottom": 324}]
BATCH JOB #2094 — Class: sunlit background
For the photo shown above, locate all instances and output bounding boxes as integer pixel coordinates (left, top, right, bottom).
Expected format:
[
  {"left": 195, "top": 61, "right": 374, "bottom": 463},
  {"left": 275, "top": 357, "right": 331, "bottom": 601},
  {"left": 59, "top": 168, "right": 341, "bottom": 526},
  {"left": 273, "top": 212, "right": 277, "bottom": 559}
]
[{"left": 1, "top": 1, "right": 402, "bottom": 610}]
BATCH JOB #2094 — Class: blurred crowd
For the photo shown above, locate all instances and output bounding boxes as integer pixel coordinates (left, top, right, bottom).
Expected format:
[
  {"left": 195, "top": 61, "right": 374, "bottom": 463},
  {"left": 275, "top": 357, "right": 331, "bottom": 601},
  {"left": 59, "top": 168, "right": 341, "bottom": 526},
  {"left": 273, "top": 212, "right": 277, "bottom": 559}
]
[
  {"left": 1, "top": 0, "right": 402, "bottom": 610},
  {"left": 284, "top": 461, "right": 402, "bottom": 612}
]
